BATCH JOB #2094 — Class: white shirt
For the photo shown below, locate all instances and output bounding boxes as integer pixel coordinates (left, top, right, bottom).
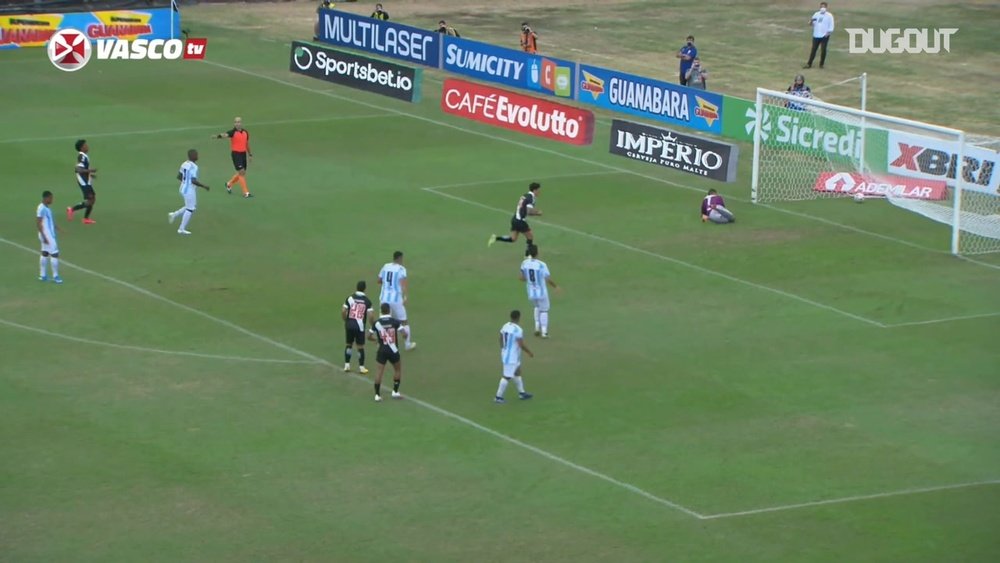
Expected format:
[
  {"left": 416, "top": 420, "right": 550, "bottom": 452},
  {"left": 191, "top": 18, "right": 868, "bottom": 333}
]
[
  {"left": 179, "top": 160, "right": 198, "bottom": 195},
  {"left": 500, "top": 322, "right": 523, "bottom": 365},
  {"left": 37, "top": 203, "right": 56, "bottom": 242},
  {"left": 378, "top": 262, "right": 407, "bottom": 304},
  {"left": 811, "top": 10, "right": 835, "bottom": 38},
  {"left": 520, "top": 257, "right": 550, "bottom": 300}
]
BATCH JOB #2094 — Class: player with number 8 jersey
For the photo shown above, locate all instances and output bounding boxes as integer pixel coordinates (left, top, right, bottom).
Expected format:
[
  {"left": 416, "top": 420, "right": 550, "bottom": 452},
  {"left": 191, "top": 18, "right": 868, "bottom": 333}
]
[
  {"left": 342, "top": 280, "right": 374, "bottom": 374},
  {"left": 520, "top": 244, "right": 559, "bottom": 337}
]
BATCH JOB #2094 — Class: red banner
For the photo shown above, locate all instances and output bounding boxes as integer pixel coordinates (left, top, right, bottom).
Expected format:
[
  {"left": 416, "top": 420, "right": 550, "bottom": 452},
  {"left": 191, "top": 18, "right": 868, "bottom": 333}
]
[
  {"left": 440, "top": 78, "right": 595, "bottom": 145},
  {"left": 813, "top": 172, "right": 948, "bottom": 200}
]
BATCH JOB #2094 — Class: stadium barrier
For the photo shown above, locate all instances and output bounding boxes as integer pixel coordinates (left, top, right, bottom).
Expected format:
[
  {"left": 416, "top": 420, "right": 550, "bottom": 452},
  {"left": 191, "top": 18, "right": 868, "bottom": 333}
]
[
  {"left": 290, "top": 40, "right": 422, "bottom": 103},
  {"left": 0, "top": 5, "right": 180, "bottom": 49}
]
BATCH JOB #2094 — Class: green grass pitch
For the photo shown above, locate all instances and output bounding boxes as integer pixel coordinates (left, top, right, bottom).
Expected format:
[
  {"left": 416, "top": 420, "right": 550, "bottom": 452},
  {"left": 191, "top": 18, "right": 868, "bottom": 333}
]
[{"left": 1, "top": 3, "right": 999, "bottom": 562}]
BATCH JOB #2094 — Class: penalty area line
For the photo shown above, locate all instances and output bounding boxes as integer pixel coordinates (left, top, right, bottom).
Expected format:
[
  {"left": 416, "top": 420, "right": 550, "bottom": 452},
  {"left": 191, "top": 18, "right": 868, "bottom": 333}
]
[
  {"left": 0, "top": 236, "right": 707, "bottom": 521},
  {"left": 423, "top": 186, "right": 887, "bottom": 328},
  {"left": 700, "top": 479, "right": 1000, "bottom": 520}
]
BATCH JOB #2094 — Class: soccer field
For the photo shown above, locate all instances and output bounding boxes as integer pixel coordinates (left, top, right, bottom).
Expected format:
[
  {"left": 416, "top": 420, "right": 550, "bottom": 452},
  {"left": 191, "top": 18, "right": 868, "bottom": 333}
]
[{"left": 2, "top": 3, "right": 1000, "bottom": 562}]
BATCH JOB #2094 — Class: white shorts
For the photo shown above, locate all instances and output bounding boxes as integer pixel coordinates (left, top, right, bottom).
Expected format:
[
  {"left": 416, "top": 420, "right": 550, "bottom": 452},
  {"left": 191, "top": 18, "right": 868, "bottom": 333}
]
[
  {"left": 502, "top": 363, "right": 521, "bottom": 378},
  {"left": 38, "top": 234, "right": 58, "bottom": 255},
  {"left": 181, "top": 191, "right": 197, "bottom": 211},
  {"left": 530, "top": 297, "right": 550, "bottom": 312},
  {"left": 387, "top": 302, "right": 407, "bottom": 321}
]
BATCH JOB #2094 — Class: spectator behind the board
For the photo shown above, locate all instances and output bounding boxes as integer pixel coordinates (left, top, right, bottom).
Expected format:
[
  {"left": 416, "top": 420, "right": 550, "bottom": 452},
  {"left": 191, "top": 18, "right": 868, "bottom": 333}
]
[
  {"left": 676, "top": 35, "right": 697, "bottom": 86},
  {"left": 371, "top": 3, "right": 389, "bottom": 20},
  {"left": 685, "top": 57, "right": 708, "bottom": 90},
  {"left": 786, "top": 74, "right": 812, "bottom": 110},
  {"left": 520, "top": 22, "right": 538, "bottom": 53},
  {"left": 437, "top": 20, "right": 461, "bottom": 37},
  {"left": 701, "top": 189, "right": 735, "bottom": 224}
]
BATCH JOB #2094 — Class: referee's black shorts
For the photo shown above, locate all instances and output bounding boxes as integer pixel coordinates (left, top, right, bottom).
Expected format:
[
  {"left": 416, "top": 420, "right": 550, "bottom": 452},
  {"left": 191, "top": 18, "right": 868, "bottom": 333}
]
[{"left": 231, "top": 151, "right": 248, "bottom": 171}]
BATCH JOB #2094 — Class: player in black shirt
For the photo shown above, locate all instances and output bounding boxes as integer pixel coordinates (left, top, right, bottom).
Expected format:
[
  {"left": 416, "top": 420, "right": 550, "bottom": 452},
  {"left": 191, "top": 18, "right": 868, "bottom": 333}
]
[
  {"left": 489, "top": 182, "right": 541, "bottom": 248},
  {"left": 342, "top": 280, "right": 374, "bottom": 374},
  {"left": 67, "top": 139, "right": 98, "bottom": 224},
  {"left": 368, "top": 303, "right": 409, "bottom": 402}
]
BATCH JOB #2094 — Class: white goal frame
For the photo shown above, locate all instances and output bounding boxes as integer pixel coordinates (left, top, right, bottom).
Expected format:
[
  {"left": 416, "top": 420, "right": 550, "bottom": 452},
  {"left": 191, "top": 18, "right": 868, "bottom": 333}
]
[{"left": 751, "top": 87, "right": 969, "bottom": 255}]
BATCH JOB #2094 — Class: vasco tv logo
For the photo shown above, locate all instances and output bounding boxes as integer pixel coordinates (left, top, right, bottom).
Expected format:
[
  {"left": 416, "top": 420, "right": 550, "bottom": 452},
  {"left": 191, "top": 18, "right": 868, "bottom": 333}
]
[
  {"left": 846, "top": 28, "right": 957, "bottom": 54},
  {"left": 47, "top": 28, "right": 207, "bottom": 72}
]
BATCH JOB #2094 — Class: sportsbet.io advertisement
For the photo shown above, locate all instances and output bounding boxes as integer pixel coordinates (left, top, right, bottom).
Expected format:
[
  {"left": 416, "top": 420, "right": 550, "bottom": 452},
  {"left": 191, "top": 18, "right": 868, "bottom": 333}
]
[
  {"left": 317, "top": 7, "right": 440, "bottom": 67},
  {"left": 0, "top": 8, "right": 179, "bottom": 49},
  {"left": 579, "top": 64, "right": 723, "bottom": 135},
  {"left": 442, "top": 35, "right": 576, "bottom": 99},
  {"left": 290, "top": 41, "right": 422, "bottom": 103}
]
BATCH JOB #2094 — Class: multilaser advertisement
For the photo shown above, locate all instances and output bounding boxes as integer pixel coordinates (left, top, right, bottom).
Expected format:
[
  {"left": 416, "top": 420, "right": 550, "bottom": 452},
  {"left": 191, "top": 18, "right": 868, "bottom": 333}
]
[{"left": 0, "top": 7, "right": 179, "bottom": 49}]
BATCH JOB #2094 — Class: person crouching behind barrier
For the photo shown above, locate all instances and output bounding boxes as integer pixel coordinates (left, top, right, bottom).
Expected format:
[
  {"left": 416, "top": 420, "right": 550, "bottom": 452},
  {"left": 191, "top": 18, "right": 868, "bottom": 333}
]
[{"left": 701, "top": 189, "right": 735, "bottom": 224}]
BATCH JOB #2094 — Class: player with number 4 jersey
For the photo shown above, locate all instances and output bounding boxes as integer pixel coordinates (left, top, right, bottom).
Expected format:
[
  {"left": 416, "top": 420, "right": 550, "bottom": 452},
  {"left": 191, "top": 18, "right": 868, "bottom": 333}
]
[
  {"left": 342, "top": 280, "right": 374, "bottom": 374},
  {"left": 520, "top": 244, "right": 559, "bottom": 338},
  {"left": 377, "top": 250, "right": 416, "bottom": 350}
]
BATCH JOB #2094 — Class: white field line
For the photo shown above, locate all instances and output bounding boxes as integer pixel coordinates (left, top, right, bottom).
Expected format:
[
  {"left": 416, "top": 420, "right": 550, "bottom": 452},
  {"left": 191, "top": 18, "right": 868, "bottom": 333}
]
[
  {"left": 0, "top": 236, "right": 706, "bottom": 520},
  {"left": 0, "top": 113, "right": 392, "bottom": 144},
  {"left": 201, "top": 59, "right": 1000, "bottom": 274},
  {"left": 0, "top": 318, "right": 319, "bottom": 364},
  {"left": 700, "top": 479, "right": 1000, "bottom": 520},
  {"left": 422, "top": 182, "right": 886, "bottom": 327},
  {"left": 884, "top": 311, "right": 1000, "bottom": 328}
]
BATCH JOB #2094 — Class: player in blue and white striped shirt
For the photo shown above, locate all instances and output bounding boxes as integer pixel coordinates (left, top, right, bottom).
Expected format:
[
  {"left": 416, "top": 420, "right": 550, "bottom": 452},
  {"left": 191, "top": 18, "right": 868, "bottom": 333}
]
[
  {"left": 36, "top": 191, "right": 62, "bottom": 284},
  {"left": 519, "top": 244, "right": 559, "bottom": 338},
  {"left": 377, "top": 250, "right": 416, "bottom": 350},
  {"left": 496, "top": 310, "right": 533, "bottom": 404},
  {"left": 168, "top": 149, "right": 210, "bottom": 235}
]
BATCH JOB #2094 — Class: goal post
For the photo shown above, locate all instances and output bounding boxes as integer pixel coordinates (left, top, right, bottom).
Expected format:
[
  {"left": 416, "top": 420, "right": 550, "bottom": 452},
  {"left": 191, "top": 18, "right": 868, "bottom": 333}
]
[{"left": 751, "top": 87, "right": 999, "bottom": 256}]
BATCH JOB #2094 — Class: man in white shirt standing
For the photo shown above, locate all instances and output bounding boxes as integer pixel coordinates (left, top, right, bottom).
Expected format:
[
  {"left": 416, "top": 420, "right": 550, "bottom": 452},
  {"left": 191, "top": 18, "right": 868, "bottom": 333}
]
[
  {"left": 168, "top": 149, "right": 210, "bottom": 235},
  {"left": 519, "top": 244, "right": 559, "bottom": 338},
  {"left": 804, "top": 2, "right": 835, "bottom": 69},
  {"left": 378, "top": 251, "right": 416, "bottom": 350}
]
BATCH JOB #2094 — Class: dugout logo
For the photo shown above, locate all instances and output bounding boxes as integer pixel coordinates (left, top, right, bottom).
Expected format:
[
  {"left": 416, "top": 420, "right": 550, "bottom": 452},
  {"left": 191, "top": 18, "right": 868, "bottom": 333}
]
[
  {"left": 609, "top": 119, "right": 739, "bottom": 182},
  {"left": 290, "top": 41, "right": 421, "bottom": 103}
]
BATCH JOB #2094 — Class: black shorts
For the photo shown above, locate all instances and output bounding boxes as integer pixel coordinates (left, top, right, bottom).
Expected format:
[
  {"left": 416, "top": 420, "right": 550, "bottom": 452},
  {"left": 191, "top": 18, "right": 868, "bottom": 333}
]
[
  {"left": 79, "top": 184, "right": 95, "bottom": 198},
  {"left": 231, "top": 151, "right": 248, "bottom": 171},
  {"left": 345, "top": 326, "right": 365, "bottom": 346},
  {"left": 376, "top": 347, "right": 401, "bottom": 366},
  {"left": 511, "top": 217, "right": 530, "bottom": 233}
]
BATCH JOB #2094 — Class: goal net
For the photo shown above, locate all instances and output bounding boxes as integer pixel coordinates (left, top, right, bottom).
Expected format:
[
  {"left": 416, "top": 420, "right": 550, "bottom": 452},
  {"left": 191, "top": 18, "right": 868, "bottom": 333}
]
[{"left": 751, "top": 87, "right": 1000, "bottom": 256}]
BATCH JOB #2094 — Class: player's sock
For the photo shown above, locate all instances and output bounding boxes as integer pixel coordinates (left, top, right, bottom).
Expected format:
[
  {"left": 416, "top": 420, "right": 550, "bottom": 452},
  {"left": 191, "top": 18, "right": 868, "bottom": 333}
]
[
  {"left": 72, "top": 202, "right": 88, "bottom": 211},
  {"left": 50, "top": 258, "right": 59, "bottom": 278},
  {"left": 533, "top": 307, "right": 540, "bottom": 332},
  {"left": 39, "top": 256, "right": 48, "bottom": 277},
  {"left": 179, "top": 210, "right": 193, "bottom": 231},
  {"left": 392, "top": 380, "right": 400, "bottom": 393},
  {"left": 374, "top": 382, "right": 381, "bottom": 396},
  {"left": 84, "top": 205, "right": 93, "bottom": 219},
  {"left": 358, "top": 349, "right": 366, "bottom": 366},
  {"left": 496, "top": 378, "right": 509, "bottom": 398},
  {"left": 540, "top": 311, "right": 549, "bottom": 335},
  {"left": 237, "top": 176, "right": 249, "bottom": 195},
  {"left": 496, "top": 236, "right": 513, "bottom": 243},
  {"left": 344, "top": 347, "right": 352, "bottom": 364},
  {"left": 514, "top": 376, "right": 526, "bottom": 394}
]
